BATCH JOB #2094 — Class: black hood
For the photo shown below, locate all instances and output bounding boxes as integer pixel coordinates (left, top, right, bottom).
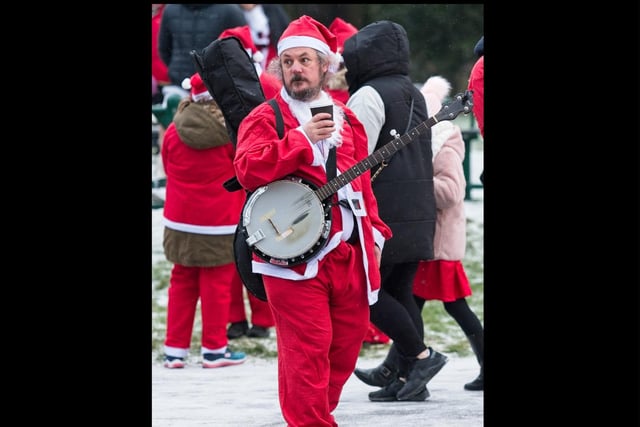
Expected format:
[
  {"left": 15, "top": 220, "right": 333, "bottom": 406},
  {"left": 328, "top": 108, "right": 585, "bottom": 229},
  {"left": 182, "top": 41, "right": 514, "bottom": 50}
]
[{"left": 342, "top": 20, "right": 410, "bottom": 94}]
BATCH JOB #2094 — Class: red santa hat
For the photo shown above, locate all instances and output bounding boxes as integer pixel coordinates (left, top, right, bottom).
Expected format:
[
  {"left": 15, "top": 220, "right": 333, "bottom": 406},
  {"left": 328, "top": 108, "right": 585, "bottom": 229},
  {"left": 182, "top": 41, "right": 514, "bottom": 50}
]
[
  {"left": 328, "top": 17, "right": 357, "bottom": 55},
  {"left": 181, "top": 72, "right": 212, "bottom": 102},
  {"left": 219, "top": 25, "right": 264, "bottom": 65},
  {"left": 277, "top": 15, "right": 339, "bottom": 71}
]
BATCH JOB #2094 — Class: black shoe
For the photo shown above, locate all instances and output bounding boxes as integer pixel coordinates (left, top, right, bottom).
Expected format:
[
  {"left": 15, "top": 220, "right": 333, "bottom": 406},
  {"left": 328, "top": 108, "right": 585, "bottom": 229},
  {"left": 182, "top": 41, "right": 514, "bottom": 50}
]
[
  {"left": 227, "top": 321, "right": 249, "bottom": 339},
  {"left": 464, "top": 366, "right": 483, "bottom": 391},
  {"left": 354, "top": 363, "right": 397, "bottom": 387},
  {"left": 396, "top": 347, "right": 448, "bottom": 401},
  {"left": 368, "top": 378, "right": 430, "bottom": 402},
  {"left": 246, "top": 325, "right": 270, "bottom": 338}
]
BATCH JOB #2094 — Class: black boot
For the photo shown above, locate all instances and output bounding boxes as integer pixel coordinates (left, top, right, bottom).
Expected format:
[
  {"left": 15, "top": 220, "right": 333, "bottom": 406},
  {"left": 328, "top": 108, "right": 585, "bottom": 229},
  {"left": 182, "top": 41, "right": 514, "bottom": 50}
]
[
  {"left": 396, "top": 347, "right": 448, "bottom": 401},
  {"left": 464, "top": 332, "right": 484, "bottom": 391},
  {"left": 368, "top": 377, "right": 430, "bottom": 402},
  {"left": 354, "top": 344, "right": 400, "bottom": 387},
  {"left": 227, "top": 321, "right": 249, "bottom": 339}
]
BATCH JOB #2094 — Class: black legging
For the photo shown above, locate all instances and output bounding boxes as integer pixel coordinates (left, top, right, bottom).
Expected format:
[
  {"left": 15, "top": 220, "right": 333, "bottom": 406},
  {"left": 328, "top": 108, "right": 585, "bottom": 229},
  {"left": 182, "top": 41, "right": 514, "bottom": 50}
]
[
  {"left": 414, "top": 296, "right": 483, "bottom": 336},
  {"left": 369, "top": 262, "right": 428, "bottom": 361}
]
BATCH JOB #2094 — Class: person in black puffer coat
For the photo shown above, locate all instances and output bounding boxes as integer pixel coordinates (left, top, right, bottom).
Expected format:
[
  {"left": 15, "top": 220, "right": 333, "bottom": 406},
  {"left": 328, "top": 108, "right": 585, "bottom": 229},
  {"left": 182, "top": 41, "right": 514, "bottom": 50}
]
[
  {"left": 158, "top": 4, "right": 247, "bottom": 88},
  {"left": 343, "top": 20, "right": 448, "bottom": 403}
]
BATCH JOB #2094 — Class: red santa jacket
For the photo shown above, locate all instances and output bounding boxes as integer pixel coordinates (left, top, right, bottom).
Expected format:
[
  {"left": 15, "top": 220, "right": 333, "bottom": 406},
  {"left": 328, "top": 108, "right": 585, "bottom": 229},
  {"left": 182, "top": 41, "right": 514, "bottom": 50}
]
[
  {"left": 162, "top": 100, "right": 245, "bottom": 233},
  {"left": 467, "top": 55, "right": 484, "bottom": 138}
]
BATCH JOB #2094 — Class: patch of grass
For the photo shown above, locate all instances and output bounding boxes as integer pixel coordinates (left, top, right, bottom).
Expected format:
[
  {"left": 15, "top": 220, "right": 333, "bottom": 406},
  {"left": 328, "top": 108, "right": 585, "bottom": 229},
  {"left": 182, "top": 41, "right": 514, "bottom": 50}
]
[{"left": 151, "top": 202, "right": 483, "bottom": 361}]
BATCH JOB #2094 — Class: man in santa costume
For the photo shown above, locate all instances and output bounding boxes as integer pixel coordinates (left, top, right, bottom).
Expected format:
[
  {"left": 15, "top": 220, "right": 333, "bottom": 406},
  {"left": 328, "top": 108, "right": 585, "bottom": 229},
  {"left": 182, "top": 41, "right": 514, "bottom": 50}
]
[{"left": 234, "top": 15, "right": 392, "bottom": 426}]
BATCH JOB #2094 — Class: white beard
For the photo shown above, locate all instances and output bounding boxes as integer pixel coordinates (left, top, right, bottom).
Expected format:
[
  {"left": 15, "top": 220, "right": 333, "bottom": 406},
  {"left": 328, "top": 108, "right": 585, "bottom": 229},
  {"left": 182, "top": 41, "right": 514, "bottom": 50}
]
[{"left": 281, "top": 88, "right": 344, "bottom": 148}]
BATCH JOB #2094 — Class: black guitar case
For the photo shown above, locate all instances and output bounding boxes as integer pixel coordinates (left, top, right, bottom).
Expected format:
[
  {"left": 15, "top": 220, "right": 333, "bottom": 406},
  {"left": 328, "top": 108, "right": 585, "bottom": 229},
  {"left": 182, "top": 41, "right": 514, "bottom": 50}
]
[
  {"left": 232, "top": 222, "right": 267, "bottom": 301},
  {"left": 190, "top": 37, "right": 265, "bottom": 146},
  {"left": 190, "top": 37, "right": 268, "bottom": 301}
]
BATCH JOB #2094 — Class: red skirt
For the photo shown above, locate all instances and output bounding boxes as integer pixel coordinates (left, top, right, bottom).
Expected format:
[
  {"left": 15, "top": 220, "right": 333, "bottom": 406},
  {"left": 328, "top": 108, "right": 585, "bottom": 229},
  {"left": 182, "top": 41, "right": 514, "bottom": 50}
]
[
  {"left": 413, "top": 260, "right": 472, "bottom": 302},
  {"left": 363, "top": 322, "right": 390, "bottom": 344}
]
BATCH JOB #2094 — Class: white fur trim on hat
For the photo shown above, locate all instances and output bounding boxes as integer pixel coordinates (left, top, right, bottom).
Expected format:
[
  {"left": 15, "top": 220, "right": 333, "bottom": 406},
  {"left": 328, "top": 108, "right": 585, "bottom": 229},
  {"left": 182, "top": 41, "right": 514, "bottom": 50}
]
[
  {"left": 278, "top": 35, "right": 331, "bottom": 56},
  {"left": 252, "top": 50, "right": 264, "bottom": 64},
  {"left": 191, "top": 91, "right": 212, "bottom": 102}
]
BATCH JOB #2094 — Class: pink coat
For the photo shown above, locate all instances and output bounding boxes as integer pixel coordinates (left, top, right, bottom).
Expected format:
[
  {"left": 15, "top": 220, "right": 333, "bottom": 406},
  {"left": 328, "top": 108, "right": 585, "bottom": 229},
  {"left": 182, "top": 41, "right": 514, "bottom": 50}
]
[
  {"left": 431, "top": 123, "right": 467, "bottom": 261},
  {"left": 423, "top": 79, "right": 467, "bottom": 261}
]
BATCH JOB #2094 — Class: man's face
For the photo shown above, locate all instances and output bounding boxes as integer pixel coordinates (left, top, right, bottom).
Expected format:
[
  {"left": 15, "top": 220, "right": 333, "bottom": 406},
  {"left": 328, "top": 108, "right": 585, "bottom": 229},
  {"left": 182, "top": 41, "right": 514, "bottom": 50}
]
[{"left": 280, "top": 47, "right": 328, "bottom": 102}]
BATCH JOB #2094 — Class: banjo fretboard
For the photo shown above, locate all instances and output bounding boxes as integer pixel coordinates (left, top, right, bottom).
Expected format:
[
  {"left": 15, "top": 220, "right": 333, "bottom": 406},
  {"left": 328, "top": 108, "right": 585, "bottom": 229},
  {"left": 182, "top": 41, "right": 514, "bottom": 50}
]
[{"left": 314, "top": 91, "right": 472, "bottom": 201}]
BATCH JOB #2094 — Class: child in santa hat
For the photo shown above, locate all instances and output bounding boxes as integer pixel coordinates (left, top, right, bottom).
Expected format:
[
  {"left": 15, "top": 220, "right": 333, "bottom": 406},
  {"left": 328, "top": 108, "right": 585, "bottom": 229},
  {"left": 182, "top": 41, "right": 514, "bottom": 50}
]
[{"left": 161, "top": 72, "right": 247, "bottom": 369}]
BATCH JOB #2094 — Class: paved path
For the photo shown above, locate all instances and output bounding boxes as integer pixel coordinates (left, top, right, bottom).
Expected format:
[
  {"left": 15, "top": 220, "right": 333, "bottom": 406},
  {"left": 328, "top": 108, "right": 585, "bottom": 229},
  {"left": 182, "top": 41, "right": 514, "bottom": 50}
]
[{"left": 152, "top": 355, "right": 483, "bottom": 426}]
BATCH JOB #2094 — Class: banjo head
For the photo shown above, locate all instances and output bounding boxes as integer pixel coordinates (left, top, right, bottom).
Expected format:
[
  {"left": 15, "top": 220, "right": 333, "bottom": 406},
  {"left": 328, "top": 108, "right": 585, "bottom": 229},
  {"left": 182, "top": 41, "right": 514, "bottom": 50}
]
[{"left": 242, "top": 178, "right": 331, "bottom": 266}]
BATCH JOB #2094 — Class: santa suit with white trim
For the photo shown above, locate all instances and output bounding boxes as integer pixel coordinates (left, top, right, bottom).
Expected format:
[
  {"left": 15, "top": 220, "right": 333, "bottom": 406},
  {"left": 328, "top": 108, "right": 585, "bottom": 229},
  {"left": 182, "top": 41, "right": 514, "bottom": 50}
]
[
  {"left": 161, "top": 73, "right": 246, "bottom": 360},
  {"left": 234, "top": 15, "right": 392, "bottom": 427}
]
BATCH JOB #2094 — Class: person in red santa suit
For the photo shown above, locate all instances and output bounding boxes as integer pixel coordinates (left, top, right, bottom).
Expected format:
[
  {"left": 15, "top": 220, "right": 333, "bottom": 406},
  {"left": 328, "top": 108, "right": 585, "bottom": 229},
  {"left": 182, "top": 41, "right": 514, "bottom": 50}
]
[
  {"left": 161, "top": 72, "right": 247, "bottom": 369},
  {"left": 467, "top": 36, "right": 483, "bottom": 183},
  {"left": 234, "top": 15, "right": 392, "bottom": 426},
  {"left": 217, "top": 25, "right": 280, "bottom": 339}
]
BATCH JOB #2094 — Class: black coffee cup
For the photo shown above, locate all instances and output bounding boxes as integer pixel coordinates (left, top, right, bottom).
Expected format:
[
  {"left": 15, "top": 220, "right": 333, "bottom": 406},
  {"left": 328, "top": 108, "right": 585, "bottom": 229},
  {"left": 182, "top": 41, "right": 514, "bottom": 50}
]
[{"left": 309, "top": 104, "right": 333, "bottom": 120}]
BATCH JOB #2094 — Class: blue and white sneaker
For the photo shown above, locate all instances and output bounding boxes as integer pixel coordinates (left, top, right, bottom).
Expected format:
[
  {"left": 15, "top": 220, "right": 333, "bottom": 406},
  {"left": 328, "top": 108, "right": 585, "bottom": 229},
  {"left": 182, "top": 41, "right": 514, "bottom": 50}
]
[
  {"left": 202, "top": 348, "right": 246, "bottom": 368},
  {"left": 163, "top": 355, "right": 185, "bottom": 369}
]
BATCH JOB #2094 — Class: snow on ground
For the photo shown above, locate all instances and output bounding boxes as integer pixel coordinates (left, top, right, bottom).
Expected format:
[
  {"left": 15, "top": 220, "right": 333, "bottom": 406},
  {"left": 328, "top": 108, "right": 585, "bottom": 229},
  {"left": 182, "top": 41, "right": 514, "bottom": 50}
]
[
  {"left": 152, "top": 354, "right": 483, "bottom": 427},
  {"left": 151, "top": 130, "right": 484, "bottom": 426}
]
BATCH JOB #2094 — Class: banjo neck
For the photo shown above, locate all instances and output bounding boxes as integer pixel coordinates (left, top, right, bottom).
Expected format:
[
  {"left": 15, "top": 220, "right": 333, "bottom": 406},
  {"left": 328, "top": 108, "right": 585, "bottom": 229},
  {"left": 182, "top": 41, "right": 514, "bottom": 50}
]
[{"left": 314, "top": 90, "right": 473, "bottom": 201}]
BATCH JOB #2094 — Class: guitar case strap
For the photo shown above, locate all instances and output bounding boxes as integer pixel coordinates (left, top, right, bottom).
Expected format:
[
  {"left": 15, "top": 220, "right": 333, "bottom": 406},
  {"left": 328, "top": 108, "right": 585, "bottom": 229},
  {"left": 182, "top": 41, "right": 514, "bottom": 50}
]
[{"left": 268, "top": 98, "right": 284, "bottom": 139}]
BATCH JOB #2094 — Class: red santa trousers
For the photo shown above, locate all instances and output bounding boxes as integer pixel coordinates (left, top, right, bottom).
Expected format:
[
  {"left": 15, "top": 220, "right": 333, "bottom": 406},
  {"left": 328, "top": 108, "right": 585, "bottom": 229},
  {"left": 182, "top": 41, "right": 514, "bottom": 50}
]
[
  {"left": 264, "top": 241, "right": 369, "bottom": 427},
  {"left": 164, "top": 262, "right": 237, "bottom": 351}
]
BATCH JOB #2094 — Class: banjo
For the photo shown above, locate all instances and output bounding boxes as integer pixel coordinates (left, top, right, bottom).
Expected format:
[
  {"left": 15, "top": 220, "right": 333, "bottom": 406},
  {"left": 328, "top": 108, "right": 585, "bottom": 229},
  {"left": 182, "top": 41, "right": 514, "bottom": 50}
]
[{"left": 241, "top": 90, "right": 473, "bottom": 267}]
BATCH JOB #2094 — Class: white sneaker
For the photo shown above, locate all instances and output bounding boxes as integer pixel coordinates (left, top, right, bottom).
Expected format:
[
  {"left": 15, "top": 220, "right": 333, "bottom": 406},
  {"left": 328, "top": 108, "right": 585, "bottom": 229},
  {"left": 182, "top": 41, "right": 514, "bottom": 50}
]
[
  {"left": 202, "top": 349, "right": 246, "bottom": 368},
  {"left": 163, "top": 355, "right": 185, "bottom": 369}
]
